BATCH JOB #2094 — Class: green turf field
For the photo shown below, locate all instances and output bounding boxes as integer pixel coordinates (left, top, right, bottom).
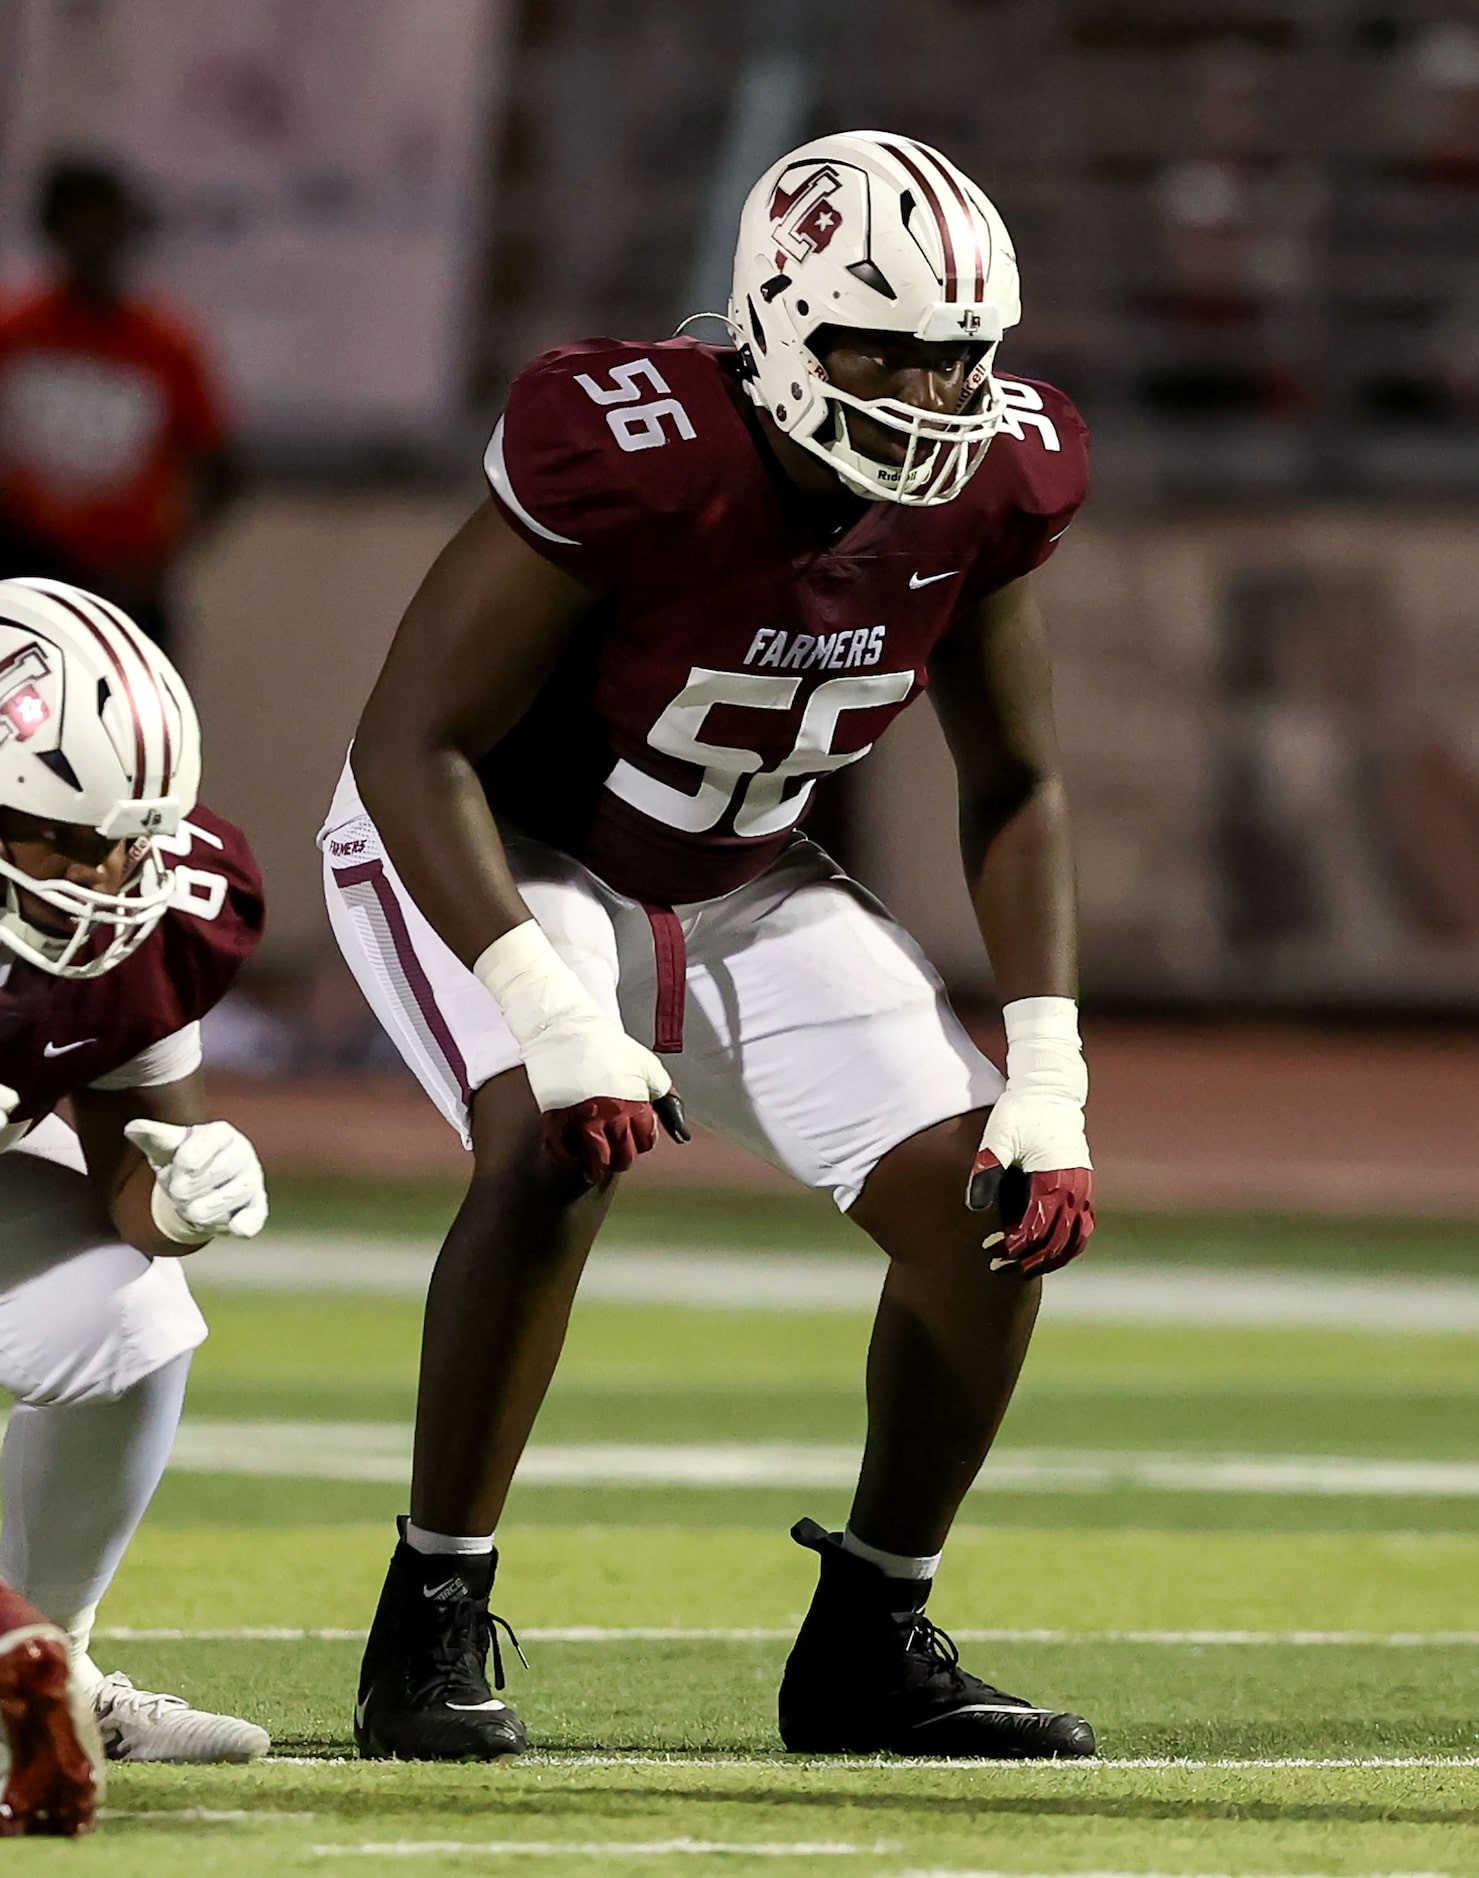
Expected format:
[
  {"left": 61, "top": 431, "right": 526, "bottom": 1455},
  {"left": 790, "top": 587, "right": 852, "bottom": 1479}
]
[{"left": 6, "top": 1179, "right": 1478, "bottom": 1874}]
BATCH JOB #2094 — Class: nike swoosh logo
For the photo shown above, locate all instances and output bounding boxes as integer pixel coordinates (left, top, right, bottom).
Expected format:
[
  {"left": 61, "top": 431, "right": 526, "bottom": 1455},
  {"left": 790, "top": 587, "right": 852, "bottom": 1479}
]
[
  {"left": 44, "top": 1039, "right": 95, "bottom": 1057},
  {"left": 909, "top": 569, "right": 960, "bottom": 589},
  {"left": 446, "top": 1699, "right": 507, "bottom": 1712},
  {"left": 422, "top": 1579, "right": 467, "bottom": 1600},
  {"left": 913, "top": 1703, "right": 1050, "bottom": 1723},
  {"left": 353, "top": 1697, "right": 368, "bottom": 1729}
]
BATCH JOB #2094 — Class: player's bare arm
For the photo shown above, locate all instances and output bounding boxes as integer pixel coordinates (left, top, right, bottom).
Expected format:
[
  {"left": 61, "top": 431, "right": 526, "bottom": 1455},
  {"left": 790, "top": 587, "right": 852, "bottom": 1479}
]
[
  {"left": 351, "top": 499, "right": 595, "bottom": 968},
  {"left": 351, "top": 499, "right": 685, "bottom": 1180},
  {"left": 930, "top": 576, "right": 1095, "bottom": 1275},
  {"left": 928, "top": 575, "right": 1077, "bottom": 1002},
  {"left": 70, "top": 1070, "right": 263, "bottom": 1258}
]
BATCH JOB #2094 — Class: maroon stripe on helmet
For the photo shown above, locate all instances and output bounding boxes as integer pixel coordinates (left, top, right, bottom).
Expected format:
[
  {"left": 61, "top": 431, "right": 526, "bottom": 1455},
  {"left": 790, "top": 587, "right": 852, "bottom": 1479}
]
[
  {"left": 92, "top": 593, "right": 173, "bottom": 794},
  {"left": 931, "top": 160, "right": 989, "bottom": 301},
  {"left": 880, "top": 138, "right": 959, "bottom": 301},
  {"left": 47, "top": 590, "right": 148, "bottom": 797}
]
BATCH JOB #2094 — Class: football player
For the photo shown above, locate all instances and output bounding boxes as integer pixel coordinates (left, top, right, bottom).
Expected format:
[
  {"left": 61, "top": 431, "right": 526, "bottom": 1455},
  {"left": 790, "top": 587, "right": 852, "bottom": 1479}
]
[
  {"left": 0, "top": 577, "right": 271, "bottom": 1764},
  {"left": 324, "top": 132, "right": 1097, "bottom": 1760}
]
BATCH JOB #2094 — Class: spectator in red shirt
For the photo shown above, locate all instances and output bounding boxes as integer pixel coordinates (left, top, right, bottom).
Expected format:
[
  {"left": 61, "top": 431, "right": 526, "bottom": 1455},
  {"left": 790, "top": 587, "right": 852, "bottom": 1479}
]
[{"left": 0, "top": 161, "right": 238, "bottom": 664}]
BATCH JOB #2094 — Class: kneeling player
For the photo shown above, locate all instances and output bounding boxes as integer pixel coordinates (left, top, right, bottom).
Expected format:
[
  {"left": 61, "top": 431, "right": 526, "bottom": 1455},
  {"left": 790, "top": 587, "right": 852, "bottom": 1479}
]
[
  {"left": 325, "top": 132, "right": 1096, "bottom": 1760},
  {"left": 0, "top": 577, "right": 270, "bottom": 1763}
]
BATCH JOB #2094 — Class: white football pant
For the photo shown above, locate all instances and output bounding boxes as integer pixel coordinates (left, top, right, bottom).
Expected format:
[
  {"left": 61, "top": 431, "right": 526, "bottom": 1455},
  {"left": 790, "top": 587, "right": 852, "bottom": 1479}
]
[
  {"left": 322, "top": 756, "right": 1003, "bottom": 1210},
  {"left": 0, "top": 1116, "right": 206, "bottom": 1681}
]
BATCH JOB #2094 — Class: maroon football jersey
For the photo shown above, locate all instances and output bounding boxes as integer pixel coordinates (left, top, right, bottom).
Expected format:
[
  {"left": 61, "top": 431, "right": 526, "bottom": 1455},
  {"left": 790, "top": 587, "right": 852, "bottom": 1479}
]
[
  {"left": 482, "top": 338, "right": 1088, "bottom": 904},
  {"left": 0, "top": 806, "right": 263, "bottom": 1128}
]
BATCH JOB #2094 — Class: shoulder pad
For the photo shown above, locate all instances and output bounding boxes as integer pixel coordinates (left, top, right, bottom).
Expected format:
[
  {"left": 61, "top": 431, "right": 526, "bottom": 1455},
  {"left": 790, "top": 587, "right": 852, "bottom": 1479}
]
[
  {"left": 153, "top": 807, "right": 265, "bottom": 1022},
  {"left": 485, "top": 339, "right": 746, "bottom": 576}
]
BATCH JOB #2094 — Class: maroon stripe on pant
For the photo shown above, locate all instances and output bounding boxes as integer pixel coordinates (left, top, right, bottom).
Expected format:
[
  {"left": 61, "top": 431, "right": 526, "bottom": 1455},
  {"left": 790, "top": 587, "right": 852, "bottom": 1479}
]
[
  {"left": 334, "top": 857, "right": 471, "bottom": 1103},
  {"left": 643, "top": 905, "right": 687, "bottom": 1054}
]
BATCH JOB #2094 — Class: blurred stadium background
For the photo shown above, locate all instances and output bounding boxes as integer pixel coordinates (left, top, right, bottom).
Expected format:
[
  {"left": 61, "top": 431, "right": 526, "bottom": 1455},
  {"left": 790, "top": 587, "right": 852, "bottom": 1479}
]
[
  {"left": 7, "top": 0, "right": 1479, "bottom": 1131},
  {"left": 0, "top": 2, "right": 1476, "bottom": 1867}
]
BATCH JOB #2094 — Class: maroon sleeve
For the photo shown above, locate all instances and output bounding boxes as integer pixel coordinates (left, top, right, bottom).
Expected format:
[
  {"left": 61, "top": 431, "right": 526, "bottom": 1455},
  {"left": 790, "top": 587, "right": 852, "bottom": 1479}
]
[
  {"left": 0, "top": 807, "right": 265, "bottom": 1125},
  {"left": 151, "top": 806, "right": 265, "bottom": 1027},
  {"left": 483, "top": 340, "right": 706, "bottom": 585},
  {"left": 1013, "top": 382, "right": 1090, "bottom": 575},
  {"left": 961, "top": 378, "right": 1091, "bottom": 600}
]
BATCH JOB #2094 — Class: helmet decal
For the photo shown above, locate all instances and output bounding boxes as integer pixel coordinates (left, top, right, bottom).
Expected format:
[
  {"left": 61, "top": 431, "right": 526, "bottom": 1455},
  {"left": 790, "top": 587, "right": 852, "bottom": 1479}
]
[
  {"left": 0, "top": 644, "right": 52, "bottom": 744},
  {"left": 769, "top": 162, "right": 847, "bottom": 269}
]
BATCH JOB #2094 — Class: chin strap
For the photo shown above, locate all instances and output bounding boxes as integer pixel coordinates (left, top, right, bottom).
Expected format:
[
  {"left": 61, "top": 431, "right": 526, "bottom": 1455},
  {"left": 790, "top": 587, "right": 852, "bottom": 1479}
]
[{"left": 672, "top": 310, "right": 743, "bottom": 343}]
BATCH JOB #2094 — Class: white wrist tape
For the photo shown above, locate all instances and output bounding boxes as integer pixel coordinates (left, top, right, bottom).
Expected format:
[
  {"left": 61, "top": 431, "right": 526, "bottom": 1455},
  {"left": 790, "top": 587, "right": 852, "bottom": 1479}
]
[
  {"left": 474, "top": 919, "right": 671, "bottom": 1115},
  {"left": 473, "top": 920, "right": 605, "bottom": 1051},
  {"left": 1001, "top": 996, "right": 1087, "bottom": 1108}
]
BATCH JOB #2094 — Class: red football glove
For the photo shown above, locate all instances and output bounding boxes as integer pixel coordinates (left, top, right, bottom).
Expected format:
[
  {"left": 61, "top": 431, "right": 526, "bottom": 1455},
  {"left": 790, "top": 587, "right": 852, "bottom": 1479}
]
[
  {"left": 475, "top": 921, "right": 690, "bottom": 1187},
  {"left": 966, "top": 1153, "right": 1095, "bottom": 1276},
  {"left": 542, "top": 1091, "right": 690, "bottom": 1185},
  {"left": 965, "top": 997, "right": 1095, "bottom": 1277}
]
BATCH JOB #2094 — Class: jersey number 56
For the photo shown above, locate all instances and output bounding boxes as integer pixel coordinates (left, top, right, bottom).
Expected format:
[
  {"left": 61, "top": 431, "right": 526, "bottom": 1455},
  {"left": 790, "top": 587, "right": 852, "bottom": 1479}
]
[
  {"left": 607, "top": 667, "right": 913, "bottom": 837},
  {"left": 575, "top": 360, "right": 697, "bottom": 454}
]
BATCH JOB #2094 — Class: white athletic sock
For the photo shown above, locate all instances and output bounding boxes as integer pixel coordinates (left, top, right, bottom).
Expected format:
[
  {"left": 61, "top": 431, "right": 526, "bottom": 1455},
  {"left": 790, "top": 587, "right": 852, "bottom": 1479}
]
[
  {"left": 841, "top": 1527, "right": 942, "bottom": 1582},
  {"left": 0, "top": 1352, "right": 191, "bottom": 1670},
  {"left": 404, "top": 1521, "right": 495, "bottom": 1557},
  {"left": 68, "top": 1642, "right": 105, "bottom": 1699}
]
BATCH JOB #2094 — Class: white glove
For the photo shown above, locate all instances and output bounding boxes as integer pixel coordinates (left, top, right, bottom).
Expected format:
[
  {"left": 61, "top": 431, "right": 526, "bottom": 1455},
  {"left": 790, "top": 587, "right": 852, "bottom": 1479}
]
[
  {"left": 474, "top": 920, "right": 686, "bottom": 1181},
  {"left": 124, "top": 1118, "right": 269, "bottom": 1244},
  {"left": 967, "top": 997, "right": 1095, "bottom": 1276},
  {"left": 0, "top": 1084, "right": 16, "bottom": 1127}
]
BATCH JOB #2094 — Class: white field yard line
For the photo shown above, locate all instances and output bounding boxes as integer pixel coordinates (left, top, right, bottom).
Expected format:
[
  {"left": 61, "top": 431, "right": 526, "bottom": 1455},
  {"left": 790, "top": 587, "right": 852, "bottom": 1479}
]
[
  {"left": 271, "top": 1753, "right": 1479, "bottom": 1772},
  {"left": 189, "top": 1240, "right": 1479, "bottom": 1335},
  {"left": 165, "top": 1424, "right": 1479, "bottom": 1497},
  {"left": 96, "top": 1625, "right": 1479, "bottom": 1647},
  {"left": 312, "top": 1841, "right": 896, "bottom": 1859}
]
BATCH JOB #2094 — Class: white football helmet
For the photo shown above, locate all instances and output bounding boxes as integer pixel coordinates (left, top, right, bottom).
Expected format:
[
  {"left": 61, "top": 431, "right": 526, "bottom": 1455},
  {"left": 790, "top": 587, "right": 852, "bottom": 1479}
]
[
  {"left": 726, "top": 130, "right": 1021, "bottom": 505},
  {"left": 0, "top": 578, "right": 200, "bottom": 977}
]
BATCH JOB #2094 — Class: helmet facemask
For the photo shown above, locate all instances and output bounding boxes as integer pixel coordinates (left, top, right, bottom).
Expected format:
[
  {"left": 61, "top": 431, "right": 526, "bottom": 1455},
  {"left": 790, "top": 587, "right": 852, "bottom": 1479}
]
[
  {"left": 797, "top": 330, "right": 1008, "bottom": 505},
  {"left": 0, "top": 827, "right": 175, "bottom": 979}
]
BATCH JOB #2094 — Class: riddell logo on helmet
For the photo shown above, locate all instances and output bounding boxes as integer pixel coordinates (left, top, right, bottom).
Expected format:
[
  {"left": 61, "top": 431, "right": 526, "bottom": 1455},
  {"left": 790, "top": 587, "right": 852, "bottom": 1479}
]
[
  {"left": 0, "top": 644, "right": 51, "bottom": 744},
  {"left": 769, "top": 163, "right": 845, "bottom": 268}
]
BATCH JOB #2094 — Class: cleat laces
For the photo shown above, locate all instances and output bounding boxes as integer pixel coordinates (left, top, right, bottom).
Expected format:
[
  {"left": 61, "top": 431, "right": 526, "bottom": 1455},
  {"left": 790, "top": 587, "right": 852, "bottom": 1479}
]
[
  {"left": 897, "top": 1613, "right": 1021, "bottom": 1707},
  {"left": 421, "top": 1594, "right": 527, "bottom": 1703},
  {"left": 96, "top": 1677, "right": 188, "bottom": 1725},
  {"left": 899, "top": 1612, "right": 965, "bottom": 1685}
]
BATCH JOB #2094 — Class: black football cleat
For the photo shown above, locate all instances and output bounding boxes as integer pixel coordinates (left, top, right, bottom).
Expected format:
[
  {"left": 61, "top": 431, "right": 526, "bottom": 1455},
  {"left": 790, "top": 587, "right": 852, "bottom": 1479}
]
[
  {"left": 778, "top": 1518, "right": 1096, "bottom": 1759},
  {"left": 354, "top": 1518, "right": 528, "bottom": 1761}
]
